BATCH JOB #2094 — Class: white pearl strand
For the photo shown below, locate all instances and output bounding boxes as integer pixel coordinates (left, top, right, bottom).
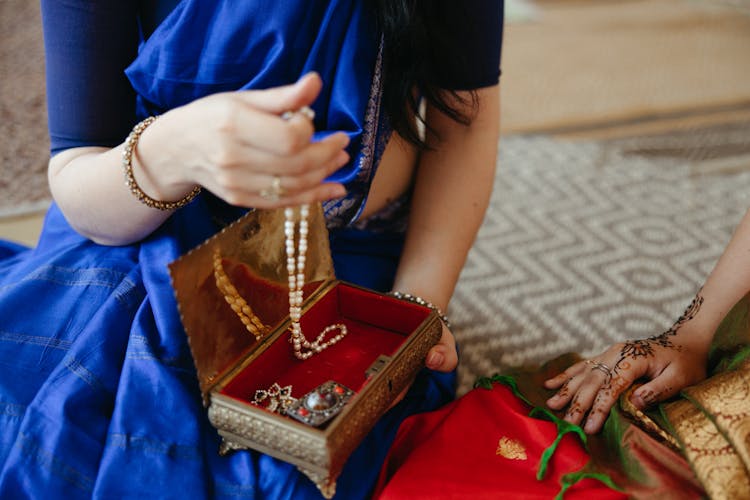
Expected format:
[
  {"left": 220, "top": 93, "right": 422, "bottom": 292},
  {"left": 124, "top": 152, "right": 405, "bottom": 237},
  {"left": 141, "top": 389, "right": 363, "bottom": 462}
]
[{"left": 285, "top": 204, "right": 347, "bottom": 360}]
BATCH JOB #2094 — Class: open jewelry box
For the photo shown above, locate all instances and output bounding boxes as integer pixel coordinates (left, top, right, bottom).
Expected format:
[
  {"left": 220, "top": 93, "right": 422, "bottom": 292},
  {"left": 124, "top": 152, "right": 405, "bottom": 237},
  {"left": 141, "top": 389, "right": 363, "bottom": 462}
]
[{"left": 168, "top": 205, "right": 442, "bottom": 497}]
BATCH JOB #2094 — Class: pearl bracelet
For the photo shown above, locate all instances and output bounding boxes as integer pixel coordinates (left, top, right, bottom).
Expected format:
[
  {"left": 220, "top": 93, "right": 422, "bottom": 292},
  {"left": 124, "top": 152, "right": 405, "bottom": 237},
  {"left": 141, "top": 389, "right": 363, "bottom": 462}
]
[
  {"left": 122, "top": 116, "right": 202, "bottom": 211},
  {"left": 388, "top": 291, "right": 451, "bottom": 329}
]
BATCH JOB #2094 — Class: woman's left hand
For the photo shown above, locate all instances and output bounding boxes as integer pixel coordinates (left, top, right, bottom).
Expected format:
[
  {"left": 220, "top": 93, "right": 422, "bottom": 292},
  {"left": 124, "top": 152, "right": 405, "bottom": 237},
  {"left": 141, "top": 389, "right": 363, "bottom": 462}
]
[
  {"left": 425, "top": 323, "right": 458, "bottom": 372},
  {"left": 388, "top": 323, "right": 457, "bottom": 410}
]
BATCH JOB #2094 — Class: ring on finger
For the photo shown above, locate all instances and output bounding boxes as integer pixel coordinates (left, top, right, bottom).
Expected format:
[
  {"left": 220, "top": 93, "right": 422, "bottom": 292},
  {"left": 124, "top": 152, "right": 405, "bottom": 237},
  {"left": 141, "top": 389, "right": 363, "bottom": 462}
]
[
  {"left": 585, "top": 360, "right": 612, "bottom": 378},
  {"left": 260, "top": 175, "right": 284, "bottom": 201},
  {"left": 281, "top": 106, "right": 315, "bottom": 121}
]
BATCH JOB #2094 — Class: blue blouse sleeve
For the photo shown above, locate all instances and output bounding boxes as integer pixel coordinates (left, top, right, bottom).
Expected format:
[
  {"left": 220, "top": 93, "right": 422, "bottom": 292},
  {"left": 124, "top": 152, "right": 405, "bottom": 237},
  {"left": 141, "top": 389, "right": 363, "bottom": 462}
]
[
  {"left": 39, "top": 0, "right": 502, "bottom": 156},
  {"left": 41, "top": 0, "right": 140, "bottom": 155},
  {"left": 434, "top": 0, "right": 505, "bottom": 90}
]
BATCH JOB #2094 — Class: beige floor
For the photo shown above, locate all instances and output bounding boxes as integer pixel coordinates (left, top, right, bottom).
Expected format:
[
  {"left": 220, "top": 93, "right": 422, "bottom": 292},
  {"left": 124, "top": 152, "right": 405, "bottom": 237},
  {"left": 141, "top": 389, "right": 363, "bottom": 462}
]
[
  {"left": 0, "top": 211, "right": 46, "bottom": 247},
  {"left": 501, "top": 0, "right": 750, "bottom": 134}
]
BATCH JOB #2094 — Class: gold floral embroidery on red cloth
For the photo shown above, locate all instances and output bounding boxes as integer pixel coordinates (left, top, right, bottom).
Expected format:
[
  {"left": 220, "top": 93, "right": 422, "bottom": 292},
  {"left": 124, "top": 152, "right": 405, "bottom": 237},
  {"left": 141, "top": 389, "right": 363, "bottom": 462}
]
[{"left": 496, "top": 436, "right": 528, "bottom": 460}]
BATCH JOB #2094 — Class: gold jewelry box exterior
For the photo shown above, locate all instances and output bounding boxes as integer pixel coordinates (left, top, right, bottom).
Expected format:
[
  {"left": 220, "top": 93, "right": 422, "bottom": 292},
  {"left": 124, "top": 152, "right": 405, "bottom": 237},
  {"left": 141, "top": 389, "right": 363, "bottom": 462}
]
[{"left": 169, "top": 206, "right": 441, "bottom": 498}]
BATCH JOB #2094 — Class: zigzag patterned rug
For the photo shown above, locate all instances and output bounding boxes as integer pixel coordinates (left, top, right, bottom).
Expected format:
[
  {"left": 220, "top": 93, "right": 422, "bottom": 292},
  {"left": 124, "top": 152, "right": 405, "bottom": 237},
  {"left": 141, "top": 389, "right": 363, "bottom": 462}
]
[{"left": 452, "top": 128, "right": 750, "bottom": 394}]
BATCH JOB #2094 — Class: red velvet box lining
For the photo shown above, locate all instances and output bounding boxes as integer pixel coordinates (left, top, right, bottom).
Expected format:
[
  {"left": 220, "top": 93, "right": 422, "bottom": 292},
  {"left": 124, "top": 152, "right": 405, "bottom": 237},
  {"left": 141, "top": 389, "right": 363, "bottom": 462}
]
[{"left": 220, "top": 283, "right": 431, "bottom": 413}]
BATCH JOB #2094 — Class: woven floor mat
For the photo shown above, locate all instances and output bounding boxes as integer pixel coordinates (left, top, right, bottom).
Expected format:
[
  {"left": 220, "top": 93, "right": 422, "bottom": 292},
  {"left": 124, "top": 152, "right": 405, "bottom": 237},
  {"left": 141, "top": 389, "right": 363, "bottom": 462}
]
[
  {"left": 452, "top": 129, "right": 750, "bottom": 394},
  {"left": 0, "top": 0, "right": 49, "bottom": 218}
]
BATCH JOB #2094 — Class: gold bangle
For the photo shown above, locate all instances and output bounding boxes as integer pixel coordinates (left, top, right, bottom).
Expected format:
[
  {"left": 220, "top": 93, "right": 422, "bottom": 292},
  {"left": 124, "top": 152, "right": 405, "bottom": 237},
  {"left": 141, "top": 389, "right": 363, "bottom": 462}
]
[
  {"left": 122, "top": 116, "right": 202, "bottom": 211},
  {"left": 388, "top": 291, "right": 451, "bottom": 329}
]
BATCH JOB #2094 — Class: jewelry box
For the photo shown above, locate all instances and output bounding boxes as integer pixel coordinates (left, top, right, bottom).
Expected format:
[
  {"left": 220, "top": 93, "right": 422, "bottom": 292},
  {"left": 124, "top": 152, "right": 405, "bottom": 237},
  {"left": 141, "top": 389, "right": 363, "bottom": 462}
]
[{"left": 168, "top": 205, "right": 442, "bottom": 498}]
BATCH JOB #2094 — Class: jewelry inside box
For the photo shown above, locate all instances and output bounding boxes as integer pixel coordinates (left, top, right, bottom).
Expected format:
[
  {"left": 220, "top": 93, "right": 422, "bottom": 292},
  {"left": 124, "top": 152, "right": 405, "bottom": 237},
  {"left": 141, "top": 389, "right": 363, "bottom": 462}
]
[{"left": 251, "top": 380, "right": 353, "bottom": 427}]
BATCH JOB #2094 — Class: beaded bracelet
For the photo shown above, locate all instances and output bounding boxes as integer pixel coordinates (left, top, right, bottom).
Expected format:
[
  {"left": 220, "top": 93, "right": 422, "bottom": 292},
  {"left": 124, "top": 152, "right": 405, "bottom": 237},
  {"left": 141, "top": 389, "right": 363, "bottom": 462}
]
[
  {"left": 388, "top": 291, "right": 451, "bottom": 329},
  {"left": 122, "top": 116, "right": 202, "bottom": 211}
]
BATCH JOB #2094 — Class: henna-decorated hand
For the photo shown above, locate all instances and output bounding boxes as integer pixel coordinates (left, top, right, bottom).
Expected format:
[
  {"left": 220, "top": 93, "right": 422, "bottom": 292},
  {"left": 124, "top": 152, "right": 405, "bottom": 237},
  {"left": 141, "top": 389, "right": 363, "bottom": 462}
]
[{"left": 544, "top": 293, "right": 711, "bottom": 434}]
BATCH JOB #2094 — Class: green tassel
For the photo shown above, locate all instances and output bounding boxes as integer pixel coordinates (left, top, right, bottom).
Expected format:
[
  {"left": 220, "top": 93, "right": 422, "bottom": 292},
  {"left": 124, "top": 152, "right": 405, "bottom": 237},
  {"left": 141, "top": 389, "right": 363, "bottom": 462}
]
[
  {"left": 529, "top": 407, "right": 587, "bottom": 480},
  {"left": 474, "top": 373, "right": 623, "bottom": 497},
  {"left": 474, "top": 375, "right": 589, "bottom": 480},
  {"left": 555, "top": 470, "right": 624, "bottom": 500}
]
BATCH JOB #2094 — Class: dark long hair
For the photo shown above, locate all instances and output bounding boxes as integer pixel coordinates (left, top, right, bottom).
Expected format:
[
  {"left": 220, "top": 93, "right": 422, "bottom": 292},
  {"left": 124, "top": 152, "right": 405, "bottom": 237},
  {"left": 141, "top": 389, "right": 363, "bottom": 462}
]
[{"left": 370, "top": 0, "right": 479, "bottom": 148}]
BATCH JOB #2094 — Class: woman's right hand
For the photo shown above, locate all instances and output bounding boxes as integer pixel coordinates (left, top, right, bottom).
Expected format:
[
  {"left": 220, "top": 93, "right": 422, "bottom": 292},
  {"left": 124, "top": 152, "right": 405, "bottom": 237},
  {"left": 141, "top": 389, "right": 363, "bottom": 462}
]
[
  {"left": 543, "top": 333, "right": 710, "bottom": 434},
  {"left": 136, "top": 72, "right": 350, "bottom": 209}
]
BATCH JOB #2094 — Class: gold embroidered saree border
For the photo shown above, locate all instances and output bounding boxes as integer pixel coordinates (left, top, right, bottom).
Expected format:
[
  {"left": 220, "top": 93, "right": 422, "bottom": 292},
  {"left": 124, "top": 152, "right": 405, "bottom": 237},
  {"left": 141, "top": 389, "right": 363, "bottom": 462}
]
[
  {"left": 663, "top": 394, "right": 750, "bottom": 499},
  {"left": 683, "top": 359, "right": 750, "bottom": 473},
  {"left": 620, "top": 385, "right": 680, "bottom": 451}
]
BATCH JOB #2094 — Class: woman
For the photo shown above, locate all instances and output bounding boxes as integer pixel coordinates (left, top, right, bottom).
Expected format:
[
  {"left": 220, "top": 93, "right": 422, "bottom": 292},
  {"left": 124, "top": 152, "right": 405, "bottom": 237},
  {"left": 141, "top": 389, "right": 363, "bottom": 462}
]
[{"left": 0, "top": 1, "right": 503, "bottom": 498}]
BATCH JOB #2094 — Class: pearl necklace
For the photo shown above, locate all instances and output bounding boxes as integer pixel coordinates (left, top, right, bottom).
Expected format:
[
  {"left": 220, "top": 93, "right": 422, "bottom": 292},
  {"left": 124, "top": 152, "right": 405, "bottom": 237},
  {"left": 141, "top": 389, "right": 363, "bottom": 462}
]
[{"left": 285, "top": 204, "right": 347, "bottom": 360}]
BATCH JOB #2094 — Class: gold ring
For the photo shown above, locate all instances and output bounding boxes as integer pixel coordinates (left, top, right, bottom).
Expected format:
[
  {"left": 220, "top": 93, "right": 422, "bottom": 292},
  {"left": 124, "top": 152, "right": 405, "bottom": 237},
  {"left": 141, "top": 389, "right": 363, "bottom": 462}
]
[{"left": 260, "top": 175, "right": 284, "bottom": 201}]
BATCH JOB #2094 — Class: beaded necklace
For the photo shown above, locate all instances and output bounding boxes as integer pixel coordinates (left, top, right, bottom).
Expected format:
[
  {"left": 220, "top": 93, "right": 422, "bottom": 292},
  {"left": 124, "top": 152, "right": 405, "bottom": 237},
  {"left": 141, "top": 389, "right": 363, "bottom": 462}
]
[{"left": 285, "top": 204, "right": 347, "bottom": 360}]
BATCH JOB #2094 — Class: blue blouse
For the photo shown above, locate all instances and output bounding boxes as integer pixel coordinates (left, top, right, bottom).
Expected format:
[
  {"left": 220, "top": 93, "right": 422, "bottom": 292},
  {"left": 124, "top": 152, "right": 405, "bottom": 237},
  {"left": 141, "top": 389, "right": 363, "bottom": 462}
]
[
  {"left": 41, "top": 0, "right": 503, "bottom": 228},
  {"left": 42, "top": 1, "right": 503, "bottom": 151}
]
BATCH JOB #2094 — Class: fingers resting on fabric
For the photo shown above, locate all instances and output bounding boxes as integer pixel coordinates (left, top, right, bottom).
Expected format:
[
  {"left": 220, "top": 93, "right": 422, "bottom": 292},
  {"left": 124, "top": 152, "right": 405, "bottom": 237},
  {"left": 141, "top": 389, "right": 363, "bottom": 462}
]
[{"left": 543, "top": 339, "right": 709, "bottom": 434}]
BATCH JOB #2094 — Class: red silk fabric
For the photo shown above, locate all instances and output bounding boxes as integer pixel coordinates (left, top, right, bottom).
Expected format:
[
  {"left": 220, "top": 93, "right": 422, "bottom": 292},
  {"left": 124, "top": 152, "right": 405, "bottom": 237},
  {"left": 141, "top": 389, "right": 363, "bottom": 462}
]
[{"left": 374, "top": 383, "right": 627, "bottom": 499}]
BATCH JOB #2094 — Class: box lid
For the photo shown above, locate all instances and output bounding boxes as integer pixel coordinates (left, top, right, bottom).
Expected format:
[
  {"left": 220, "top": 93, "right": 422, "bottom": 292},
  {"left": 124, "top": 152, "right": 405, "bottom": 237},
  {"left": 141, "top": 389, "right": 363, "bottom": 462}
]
[{"left": 169, "top": 205, "right": 335, "bottom": 402}]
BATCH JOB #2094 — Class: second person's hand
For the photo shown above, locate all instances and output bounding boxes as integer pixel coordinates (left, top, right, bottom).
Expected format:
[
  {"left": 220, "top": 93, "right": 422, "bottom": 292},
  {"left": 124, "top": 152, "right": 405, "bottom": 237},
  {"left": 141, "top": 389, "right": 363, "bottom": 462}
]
[{"left": 543, "top": 331, "right": 709, "bottom": 434}]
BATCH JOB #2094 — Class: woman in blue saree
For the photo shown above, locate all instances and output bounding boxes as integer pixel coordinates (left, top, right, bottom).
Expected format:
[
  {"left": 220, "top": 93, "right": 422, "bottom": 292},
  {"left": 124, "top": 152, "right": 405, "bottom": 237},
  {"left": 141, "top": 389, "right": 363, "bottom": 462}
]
[{"left": 0, "top": 1, "right": 503, "bottom": 498}]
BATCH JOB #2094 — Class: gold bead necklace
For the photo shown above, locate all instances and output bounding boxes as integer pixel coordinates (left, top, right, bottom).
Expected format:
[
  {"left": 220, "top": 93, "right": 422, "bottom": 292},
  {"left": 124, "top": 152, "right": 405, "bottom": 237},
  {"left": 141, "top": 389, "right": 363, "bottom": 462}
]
[{"left": 212, "top": 248, "right": 268, "bottom": 341}]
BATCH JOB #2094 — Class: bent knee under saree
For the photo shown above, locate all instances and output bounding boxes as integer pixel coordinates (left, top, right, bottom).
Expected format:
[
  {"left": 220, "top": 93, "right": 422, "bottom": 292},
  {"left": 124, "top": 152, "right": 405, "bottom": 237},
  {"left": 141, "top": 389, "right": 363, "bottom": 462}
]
[{"left": 0, "top": 203, "right": 455, "bottom": 499}]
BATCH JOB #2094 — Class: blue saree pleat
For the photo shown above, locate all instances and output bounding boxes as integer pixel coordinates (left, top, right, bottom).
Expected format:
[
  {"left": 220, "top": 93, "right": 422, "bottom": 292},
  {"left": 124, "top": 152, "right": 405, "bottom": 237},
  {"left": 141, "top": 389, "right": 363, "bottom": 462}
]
[{"left": 0, "top": 2, "right": 455, "bottom": 498}]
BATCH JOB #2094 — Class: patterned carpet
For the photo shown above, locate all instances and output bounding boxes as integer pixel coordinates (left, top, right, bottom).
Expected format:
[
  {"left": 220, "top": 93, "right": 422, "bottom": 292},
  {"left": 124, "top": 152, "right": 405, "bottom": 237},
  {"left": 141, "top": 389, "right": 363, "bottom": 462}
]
[{"left": 451, "top": 122, "right": 750, "bottom": 394}]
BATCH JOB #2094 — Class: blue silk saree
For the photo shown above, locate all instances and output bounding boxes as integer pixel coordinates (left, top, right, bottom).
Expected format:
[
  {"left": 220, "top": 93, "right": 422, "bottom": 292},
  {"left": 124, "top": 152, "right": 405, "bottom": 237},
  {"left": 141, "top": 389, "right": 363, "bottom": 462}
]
[{"left": 0, "top": 1, "right": 454, "bottom": 498}]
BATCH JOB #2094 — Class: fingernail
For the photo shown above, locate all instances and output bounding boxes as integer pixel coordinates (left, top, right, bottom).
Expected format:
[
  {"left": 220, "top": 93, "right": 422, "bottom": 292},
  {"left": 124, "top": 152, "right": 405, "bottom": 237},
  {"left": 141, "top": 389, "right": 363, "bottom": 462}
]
[
  {"left": 328, "top": 185, "right": 346, "bottom": 199},
  {"left": 335, "top": 151, "right": 349, "bottom": 166},
  {"left": 584, "top": 419, "right": 596, "bottom": 433},
  {"left": 631, "top": 389, "right": 645, "bottom": 404},
  {"left": 299, "top": 71, "right": 319, "bottom": 83},
  {"left": 427, "top": 351, "right": 444, "bottom": 369}
]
